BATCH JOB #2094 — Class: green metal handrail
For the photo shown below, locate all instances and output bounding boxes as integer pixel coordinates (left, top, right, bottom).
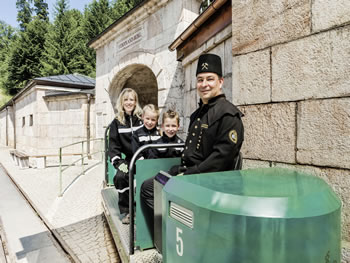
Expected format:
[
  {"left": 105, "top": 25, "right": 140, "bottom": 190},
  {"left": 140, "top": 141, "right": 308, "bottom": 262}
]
[{"left": 58, "top": 138, "right": 104, "bottom": 196}]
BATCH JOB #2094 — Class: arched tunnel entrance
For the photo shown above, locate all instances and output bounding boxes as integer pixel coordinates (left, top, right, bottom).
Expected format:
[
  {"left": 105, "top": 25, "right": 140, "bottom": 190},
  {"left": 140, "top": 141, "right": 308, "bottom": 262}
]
[{"left": 109, "top": 64, "right": 158, "bottom": 112}]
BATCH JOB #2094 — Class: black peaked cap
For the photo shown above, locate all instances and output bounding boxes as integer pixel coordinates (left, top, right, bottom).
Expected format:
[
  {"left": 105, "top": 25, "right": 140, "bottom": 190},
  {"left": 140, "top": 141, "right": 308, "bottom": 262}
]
[{"left": 196, "top": 53, "right": 222, "bottom": 77}]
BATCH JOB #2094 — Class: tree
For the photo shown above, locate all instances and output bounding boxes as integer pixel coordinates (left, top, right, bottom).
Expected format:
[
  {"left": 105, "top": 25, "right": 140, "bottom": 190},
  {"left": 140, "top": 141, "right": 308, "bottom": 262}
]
[
  {"left": 84, "top": 0, "right": 113, "bottom": 40},
  {"left": 33, "top": 0, "right": 49, "bottom": 22},
  {"left": 6, "top": 18, "right": 48, "bottom": 95},
  {"left": 82, "top": 0, "right": 116, "bottom": 78},
  {"left": 111, "top": 0, "right": 137, "bottom": 20},
  {"left": 65, "top": 9, "right": 94, "bottom": 76},
  {"left": 40, "top": 0, "right": 69, "bottom": 76},
  {"left": 16, "top": 0, "right": 33, "bottom": 31},
  {"left": 40, "top": 0, "right": 93, "bottom": 77},
  {"left": 0, "top": 21, "right": 17, "bottom": 98}
]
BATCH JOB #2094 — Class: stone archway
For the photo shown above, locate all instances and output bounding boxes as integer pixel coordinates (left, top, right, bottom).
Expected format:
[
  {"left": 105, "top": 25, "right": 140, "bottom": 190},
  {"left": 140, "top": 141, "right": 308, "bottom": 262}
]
[{"left": 108, "top": 64, "right": 158, "bottom": 113}]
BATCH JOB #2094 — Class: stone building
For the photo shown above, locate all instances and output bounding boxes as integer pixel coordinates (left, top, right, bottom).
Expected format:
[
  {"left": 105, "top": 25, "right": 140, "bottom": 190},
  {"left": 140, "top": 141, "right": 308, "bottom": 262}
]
[
  {"left": 89, "top": 0, "right": 349, "bottom": 259},
  {"left": 0, "top": 74, "right": 95, "bottom": 157}
]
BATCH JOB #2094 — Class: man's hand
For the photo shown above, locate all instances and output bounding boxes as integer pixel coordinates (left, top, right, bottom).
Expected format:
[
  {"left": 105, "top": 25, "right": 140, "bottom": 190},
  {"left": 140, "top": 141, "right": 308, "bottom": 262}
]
[{"left": 169, "top": 165, "right": 191, "bottom": 176}]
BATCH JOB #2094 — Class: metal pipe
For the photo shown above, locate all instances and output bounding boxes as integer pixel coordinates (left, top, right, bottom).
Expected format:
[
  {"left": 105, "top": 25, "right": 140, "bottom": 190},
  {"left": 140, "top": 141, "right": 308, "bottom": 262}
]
[
  {"left": 86, "top": 94, "right": 91, "bottom": 158},
  {"left": 59, "top": 147, "right": 63, "bottom": 197},
  {"left": 128, "top": 142, "right": 185, "bottom": 254},
  {"left": 6, "top": 107, "right": 8, "bottom": 146},
  {"left": 12, "top": 100, "right": 16, "bottom": 149},
  {"left": 81, "top": 141, "right": 85, "bottom": 174}
]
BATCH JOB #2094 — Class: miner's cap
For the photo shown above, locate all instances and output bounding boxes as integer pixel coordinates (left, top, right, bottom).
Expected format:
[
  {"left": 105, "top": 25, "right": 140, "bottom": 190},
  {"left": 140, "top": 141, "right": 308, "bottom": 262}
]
[{"left": 196, "top": 53, "right": 222, "bottom": 77}]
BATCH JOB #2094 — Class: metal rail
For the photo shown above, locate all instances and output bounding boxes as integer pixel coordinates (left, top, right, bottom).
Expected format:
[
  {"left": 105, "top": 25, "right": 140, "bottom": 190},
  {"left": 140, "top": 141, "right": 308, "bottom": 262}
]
[
  {"left": 104, "top": 124, "right": 111, "bottom": 184},
  {"left": 128, "top": 143, "right": 185, "bottom": 254},
  {"left": 59, "top": 138, "right": 104, "bottom": 196}
]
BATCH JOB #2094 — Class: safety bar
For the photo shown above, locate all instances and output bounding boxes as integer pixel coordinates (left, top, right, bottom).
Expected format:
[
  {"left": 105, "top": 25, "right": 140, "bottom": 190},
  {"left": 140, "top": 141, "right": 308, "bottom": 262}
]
[
  {"left": 128, "top": 143, "right": 185, "bottom": 255},
  {"left": 59, "top": 138, "right": 104, "bottom": 196},
  {"left": 104, "top": 124, "right": 111, "bottom": 184}
]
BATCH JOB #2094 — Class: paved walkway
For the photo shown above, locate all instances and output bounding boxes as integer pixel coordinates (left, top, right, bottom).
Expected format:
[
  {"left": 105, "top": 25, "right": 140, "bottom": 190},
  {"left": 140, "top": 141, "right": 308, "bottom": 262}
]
[{"left": 0, "top": 146, "right": 119, "bottom": 263}]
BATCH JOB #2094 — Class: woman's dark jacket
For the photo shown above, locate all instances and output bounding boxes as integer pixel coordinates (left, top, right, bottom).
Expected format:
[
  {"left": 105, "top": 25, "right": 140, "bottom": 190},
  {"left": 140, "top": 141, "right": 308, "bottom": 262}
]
[{"left": 108, "top": 113, "right": 143, "bottom": 165}]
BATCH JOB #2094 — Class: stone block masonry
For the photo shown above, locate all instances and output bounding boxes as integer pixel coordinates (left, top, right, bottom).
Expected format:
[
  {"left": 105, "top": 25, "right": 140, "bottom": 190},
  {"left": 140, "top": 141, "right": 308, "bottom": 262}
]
[
  {"left": 240, "top": 103, "right": 296, "bottom": 164},
  {"left": 231, "top": 0, "right": 311, "bottom": 55},
  {"left": 231, "top": 0, "right": 350, "bottom": 259},
  {"left": 272, "top": 26, "right": 350, "bottom": 102},
  {"left": 297, "top": 98, "right": 350, "bottom": 169}
]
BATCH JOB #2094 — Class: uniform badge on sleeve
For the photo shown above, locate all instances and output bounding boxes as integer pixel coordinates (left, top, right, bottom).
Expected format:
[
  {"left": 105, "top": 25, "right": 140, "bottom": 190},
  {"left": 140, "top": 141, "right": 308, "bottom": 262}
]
[{"left": 229, "top": 130, "right": 238, "bottom": 144}]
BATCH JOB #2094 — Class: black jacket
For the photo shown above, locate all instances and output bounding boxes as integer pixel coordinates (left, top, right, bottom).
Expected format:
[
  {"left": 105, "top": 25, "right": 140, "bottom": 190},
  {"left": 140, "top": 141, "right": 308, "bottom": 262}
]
[
  {"left": 132, "top": 126, "right": 161, "bottom": 159},
  {"left": 149, "top": 134, "right": 184, "bottom": 159},
  {"left": 108, "top": 114, "right": 143, "bottom": 164},
  {"left": 181, "top": 94, "right": 244, "bottom": 174}
]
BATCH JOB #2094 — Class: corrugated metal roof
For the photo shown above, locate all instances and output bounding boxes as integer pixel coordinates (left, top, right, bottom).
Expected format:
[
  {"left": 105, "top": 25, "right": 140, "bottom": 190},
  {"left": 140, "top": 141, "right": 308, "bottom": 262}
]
[{"left": 35, "top": 73, "right": 95, "bottom": 87}]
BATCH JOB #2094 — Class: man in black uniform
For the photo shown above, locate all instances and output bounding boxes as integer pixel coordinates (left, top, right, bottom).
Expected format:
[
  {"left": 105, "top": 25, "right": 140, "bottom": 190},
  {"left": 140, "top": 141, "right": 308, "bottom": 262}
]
[
  {"left": 140, "top": 53, "right": 244, "bottom": 237},
  {"left": 170, "top": 53, "right": 244, "bottom": 175}
]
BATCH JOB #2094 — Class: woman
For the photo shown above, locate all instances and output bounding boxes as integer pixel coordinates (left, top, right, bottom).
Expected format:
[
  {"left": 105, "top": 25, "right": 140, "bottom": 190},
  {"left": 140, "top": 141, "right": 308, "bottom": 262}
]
[{"left": 108, "top": 88, "right": 143, "bottom": 219}]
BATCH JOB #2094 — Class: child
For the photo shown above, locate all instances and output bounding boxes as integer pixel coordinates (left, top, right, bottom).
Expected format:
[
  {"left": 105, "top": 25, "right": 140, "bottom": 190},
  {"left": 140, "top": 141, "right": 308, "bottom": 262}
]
[
  {"left": 149, "top": 109, "right": 184, "bottom": 158},
  {"left": 132, "top": 104, "right": 161, "bottom": 159},
  {"left": 139, "top": 109, "right": 184, "bottom": 240}
]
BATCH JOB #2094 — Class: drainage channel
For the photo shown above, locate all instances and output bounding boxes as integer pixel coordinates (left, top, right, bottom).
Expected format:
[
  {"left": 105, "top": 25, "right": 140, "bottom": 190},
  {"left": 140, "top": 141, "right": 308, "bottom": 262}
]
[
  {"left": 0, "top": 164, "right": 74, "bottom": 263},
  {"left": 0, "top": 218, "right": 9, "bottom": 263}
]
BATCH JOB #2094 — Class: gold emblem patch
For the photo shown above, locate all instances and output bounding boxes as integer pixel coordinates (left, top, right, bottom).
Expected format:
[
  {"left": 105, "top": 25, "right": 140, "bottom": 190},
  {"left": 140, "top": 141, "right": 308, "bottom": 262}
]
[
  {"left": 201, "top": 62, "right": 208, "bottom": 70},
  {"left": 229, "top": 130, "right": 238, "bottom": 144}
]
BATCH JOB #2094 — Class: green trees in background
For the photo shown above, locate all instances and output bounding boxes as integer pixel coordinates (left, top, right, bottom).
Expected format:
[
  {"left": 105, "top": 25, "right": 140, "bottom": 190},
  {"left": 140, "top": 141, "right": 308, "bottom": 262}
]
[
  {"left": 0, "top": 21, "right": 16, "bottom": 104},
  {"left": 16, "top": 0, "right": 33, "bottom": 31},
  {"left": 0, "top": 0, "right": 142, "bottom": 103},
  {"left": 41, "top": 0, "right": 92, "bottom": 77},
  {"left": 5, "top": 0, "right": 49, "bottom": 95}
]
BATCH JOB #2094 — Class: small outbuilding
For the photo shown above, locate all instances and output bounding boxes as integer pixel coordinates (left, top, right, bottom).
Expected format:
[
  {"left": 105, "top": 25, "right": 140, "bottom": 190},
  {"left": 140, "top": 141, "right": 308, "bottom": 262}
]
[{"left": 0, "top": 74, "right": 95, "bottom": 159}]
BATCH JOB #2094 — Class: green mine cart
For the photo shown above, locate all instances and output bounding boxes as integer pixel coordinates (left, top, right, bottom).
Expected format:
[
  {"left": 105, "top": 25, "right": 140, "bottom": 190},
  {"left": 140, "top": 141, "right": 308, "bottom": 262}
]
[{"left": 162, "top": 168, "right": 341, "bottom": 263}]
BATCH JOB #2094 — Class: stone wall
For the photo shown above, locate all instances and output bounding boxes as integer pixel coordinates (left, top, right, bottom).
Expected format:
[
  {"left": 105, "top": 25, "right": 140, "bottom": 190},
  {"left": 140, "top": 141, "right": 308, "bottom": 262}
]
[
  {"left": 92, "top": 0, "right": 201, "bottom": 138},
  {"left": 0, "top": 107, "right": 14, "bottom": 147},
  {"left": 181, "top": 25, "right": 233, "bottom": 131},
  {"left": 15, "top": 88, "right": 37, "bottom": 153},
  {"left": 13, "top": 87, "right": 95, "bottom": 155},
  {"left": 0, "top": 109, "right": 5, "bottom": 146},
  {"left": 231, "top": 0, "right": 350, "bottom": 259},
  {"left": 35, "top": 89, "right": 96, "bottom": 155}
]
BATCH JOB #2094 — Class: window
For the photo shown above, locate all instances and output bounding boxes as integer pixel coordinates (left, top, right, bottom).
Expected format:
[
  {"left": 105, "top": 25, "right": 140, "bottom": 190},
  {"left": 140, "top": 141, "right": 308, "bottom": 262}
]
[
  {"left": 199, "top": 0, "right": 214, "bottom": 14},
  {"left": 29, "top": 114, "right": 33, "bottom": 126},
  {"left": 22, "top": 116, "right": 25, "bottom": 127}
]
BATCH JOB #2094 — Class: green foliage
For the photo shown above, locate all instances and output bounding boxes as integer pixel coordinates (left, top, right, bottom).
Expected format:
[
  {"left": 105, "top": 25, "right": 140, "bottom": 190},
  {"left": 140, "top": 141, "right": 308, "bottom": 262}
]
[
  {"left": 111, "top": 0, "right": 136, "bottom": 20},
  {"left": 6, "top": 18, "right": 48, "bottom": 95},
  {"left": 33, "top": 0, "right": 49, "bottom": 22},
  {"left": 41, "top": 1, "right": 93, "bottom": 77},
  {"left": 0, "top": 21, "right": 17, "bottom": 96},
  {"left": 2, "top": 0, "right": 144, "bottom": 96},
  {"left": 0, "top": 89, "right": 11, "bottom": 108},
  {"left": 82, "top": 0, "right": 117, "bottom": 78},
  {"left": 84, "top": 0, "right": 113, "bottom": 40},
  {"left": 16, "top": 0, "right": 33, "bottom": 31}
]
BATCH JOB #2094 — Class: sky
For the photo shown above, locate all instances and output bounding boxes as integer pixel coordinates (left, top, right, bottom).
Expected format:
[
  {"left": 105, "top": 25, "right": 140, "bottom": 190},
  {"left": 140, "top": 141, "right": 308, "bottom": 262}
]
[{"left": 0, "top": 0, "right": 93, "bottom": 28}]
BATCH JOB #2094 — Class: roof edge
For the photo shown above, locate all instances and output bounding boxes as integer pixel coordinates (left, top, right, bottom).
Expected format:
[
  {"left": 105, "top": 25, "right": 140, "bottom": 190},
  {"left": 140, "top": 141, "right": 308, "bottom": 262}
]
[
  {"left": 88, "top": 0, "right": 150, "bottom": 49},
  {"left": 168, "top": 0, "right": 228, "bottom": 52}
]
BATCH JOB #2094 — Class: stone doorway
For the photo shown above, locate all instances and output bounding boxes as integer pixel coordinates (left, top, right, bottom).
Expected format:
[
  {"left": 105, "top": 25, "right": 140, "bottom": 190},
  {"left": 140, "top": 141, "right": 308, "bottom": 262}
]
[{"left": 109, "top": 64, "right": 158, "bottom": 113}]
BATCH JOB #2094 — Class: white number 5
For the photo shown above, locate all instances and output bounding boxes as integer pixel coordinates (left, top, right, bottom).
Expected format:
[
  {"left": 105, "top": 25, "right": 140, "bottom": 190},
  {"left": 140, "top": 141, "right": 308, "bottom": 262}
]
[{"left": 176, "top": 227, "right": 183, "bottom": 256}]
